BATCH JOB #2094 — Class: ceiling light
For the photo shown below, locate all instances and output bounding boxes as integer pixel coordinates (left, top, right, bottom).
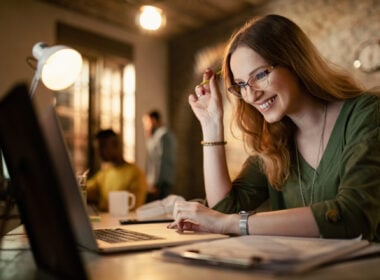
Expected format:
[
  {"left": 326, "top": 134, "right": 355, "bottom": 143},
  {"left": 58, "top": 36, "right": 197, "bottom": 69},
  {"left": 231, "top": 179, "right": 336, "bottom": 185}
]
[{"left": 138, "top": 5, "right": 165, "bottom": 31}]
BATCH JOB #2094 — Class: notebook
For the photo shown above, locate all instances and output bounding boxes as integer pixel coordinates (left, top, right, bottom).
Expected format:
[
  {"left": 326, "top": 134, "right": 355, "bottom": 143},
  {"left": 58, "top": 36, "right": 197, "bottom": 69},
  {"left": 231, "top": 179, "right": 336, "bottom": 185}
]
[
  {"left": 160, "top": 235, "right": 370, "bottom": 274},
  {"left": 0, "top": 83, "right": 227, "bottom": 255}
]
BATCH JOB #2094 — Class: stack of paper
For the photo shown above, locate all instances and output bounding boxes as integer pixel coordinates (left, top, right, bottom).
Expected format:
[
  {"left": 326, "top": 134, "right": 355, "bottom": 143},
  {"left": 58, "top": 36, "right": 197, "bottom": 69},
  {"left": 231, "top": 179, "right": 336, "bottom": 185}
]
[{"left": 160, "top": 235, "right": 370, "bottom": 274}]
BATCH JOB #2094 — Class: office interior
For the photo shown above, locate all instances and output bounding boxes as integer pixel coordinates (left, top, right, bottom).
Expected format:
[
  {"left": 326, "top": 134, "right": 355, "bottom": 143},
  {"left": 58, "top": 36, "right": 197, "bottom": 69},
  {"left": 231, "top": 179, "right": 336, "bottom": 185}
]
[{"left": 0, "top": 0, "right": 379, "bottom": 232}]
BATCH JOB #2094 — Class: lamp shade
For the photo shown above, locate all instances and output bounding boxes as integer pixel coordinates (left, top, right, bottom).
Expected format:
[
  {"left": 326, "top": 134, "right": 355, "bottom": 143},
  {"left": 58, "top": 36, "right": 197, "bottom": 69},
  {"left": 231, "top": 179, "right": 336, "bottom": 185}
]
[{"left": 32, "top": 42, "right": 82, "bottom": 91}]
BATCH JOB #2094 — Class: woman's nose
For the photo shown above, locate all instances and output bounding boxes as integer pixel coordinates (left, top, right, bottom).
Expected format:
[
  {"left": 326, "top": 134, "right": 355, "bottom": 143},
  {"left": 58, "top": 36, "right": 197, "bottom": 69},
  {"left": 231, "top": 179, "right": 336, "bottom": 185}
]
[{"left": 242, "top": 86, "right": 263, "bottom": 102}]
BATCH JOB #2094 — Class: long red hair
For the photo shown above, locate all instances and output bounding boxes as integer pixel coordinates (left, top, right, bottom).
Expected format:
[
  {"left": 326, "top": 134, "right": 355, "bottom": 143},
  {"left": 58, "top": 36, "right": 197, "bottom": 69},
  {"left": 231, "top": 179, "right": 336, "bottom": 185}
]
[{"left": 222, "top": 14, "right": 364, "bottom": 189}]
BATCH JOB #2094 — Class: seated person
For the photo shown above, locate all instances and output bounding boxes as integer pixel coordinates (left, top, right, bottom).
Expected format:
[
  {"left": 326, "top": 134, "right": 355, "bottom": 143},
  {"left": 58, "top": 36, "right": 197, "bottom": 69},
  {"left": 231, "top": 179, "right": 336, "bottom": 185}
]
[
  {"left": 87, "top": 129, "right": 147, "bottom": 211},
  {"left": 168, "top": 14, "right": 380, "bottom": 241}
]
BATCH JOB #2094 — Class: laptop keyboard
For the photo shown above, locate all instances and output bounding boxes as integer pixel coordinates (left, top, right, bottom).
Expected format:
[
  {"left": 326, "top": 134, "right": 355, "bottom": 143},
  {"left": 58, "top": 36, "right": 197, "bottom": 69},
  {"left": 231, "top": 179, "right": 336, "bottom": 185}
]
[{"left": 94, "top": 228, "right": 163, "bottom": 243}]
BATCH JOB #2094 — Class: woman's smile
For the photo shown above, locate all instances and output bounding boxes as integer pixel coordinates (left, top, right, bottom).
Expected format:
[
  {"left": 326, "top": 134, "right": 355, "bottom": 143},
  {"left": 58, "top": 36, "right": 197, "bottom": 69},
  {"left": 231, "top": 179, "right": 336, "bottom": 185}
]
[{"left": 256, "top": 95, "right": 277, "bottom": 112}]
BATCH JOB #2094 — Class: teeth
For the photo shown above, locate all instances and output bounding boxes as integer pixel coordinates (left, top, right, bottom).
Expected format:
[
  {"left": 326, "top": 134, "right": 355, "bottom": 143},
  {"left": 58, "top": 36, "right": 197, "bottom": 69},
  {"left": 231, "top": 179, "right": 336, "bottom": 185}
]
[{"left": 259, "top": 97, "right": 275, "bottom": 110}]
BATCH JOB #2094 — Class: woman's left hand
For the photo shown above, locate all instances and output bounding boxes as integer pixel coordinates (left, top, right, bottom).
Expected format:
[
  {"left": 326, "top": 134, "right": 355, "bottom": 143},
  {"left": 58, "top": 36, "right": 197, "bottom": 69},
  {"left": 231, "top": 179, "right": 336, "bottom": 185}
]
[{"left": 167, "top": 201, "right": 236, "bottom": 234}]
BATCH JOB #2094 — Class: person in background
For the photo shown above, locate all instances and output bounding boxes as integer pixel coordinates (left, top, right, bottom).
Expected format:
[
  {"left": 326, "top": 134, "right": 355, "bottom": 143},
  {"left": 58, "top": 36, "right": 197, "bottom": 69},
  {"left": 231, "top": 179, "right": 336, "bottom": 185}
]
[
  {"left": 87, "top": 129, "right": 147, "bottom": 211},
  {"left": 142, "top": 110, "right": 177, "bottom": 202},
  {"left": 168, "top": 14, "right": 380, "bottom": 241}
]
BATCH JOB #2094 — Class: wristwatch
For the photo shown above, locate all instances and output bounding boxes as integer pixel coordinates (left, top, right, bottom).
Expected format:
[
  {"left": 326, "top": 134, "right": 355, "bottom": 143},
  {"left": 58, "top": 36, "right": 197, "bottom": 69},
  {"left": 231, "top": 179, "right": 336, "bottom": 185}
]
[{"left": 239, "top": 211, "right": 256, "bottom": 235}]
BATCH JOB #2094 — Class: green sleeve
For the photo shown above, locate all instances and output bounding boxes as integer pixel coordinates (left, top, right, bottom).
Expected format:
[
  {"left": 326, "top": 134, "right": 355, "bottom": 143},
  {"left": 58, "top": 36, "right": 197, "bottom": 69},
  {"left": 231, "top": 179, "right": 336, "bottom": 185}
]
[
  {"left": 212, "top": 156, "right": 269, "bottom": 214},
  {"left": 311, "top": 95, "right": 380, "bottom": 241}
]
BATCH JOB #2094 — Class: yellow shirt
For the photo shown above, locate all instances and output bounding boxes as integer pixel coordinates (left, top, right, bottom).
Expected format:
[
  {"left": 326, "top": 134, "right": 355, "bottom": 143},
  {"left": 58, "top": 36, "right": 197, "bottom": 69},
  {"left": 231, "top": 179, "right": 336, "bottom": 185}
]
[{"left": 87, "top": 162, "right": 147, "bottom": 211}]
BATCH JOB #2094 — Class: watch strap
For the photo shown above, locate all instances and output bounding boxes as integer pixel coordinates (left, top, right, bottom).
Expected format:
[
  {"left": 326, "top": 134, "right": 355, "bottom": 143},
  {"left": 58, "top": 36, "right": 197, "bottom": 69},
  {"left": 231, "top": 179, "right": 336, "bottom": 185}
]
[{"left": 239, "top": 210, "right": 256, "bottom": 235}]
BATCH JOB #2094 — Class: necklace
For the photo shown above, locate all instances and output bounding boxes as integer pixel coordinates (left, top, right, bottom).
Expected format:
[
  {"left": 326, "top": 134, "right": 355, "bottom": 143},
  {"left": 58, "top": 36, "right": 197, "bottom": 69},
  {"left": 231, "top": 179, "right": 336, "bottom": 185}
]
[{"left": 296, "top": 103, "right": 327, "bottom": 206}]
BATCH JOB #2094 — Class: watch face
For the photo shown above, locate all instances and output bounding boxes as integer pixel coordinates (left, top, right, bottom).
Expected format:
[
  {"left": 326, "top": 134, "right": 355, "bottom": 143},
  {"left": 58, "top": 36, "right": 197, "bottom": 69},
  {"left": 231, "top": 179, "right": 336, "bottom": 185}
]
[{"left": 354, "top": 39, "right": 380, "bottom": 73}]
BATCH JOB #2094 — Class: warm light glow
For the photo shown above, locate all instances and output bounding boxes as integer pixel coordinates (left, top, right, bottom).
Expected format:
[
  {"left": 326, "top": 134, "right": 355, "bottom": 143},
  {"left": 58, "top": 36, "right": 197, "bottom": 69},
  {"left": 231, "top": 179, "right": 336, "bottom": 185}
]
[
  {"left": 353, "top": 59, "right": 361, "bottom": 69},
  {"left": 124, "top": 64, "right": 135, "bottom": 96},
  {"left": 31, "top": 42, "right": 82, "bottom": 95},
  {"left": 123, "top": 64, "right": 136, "bottom": 162},
  {"left": 41, "top": 48, "right": 82, "bottom": 90},
  {"left": 138, "top": 5, "right": 164, "bottom": 31}
]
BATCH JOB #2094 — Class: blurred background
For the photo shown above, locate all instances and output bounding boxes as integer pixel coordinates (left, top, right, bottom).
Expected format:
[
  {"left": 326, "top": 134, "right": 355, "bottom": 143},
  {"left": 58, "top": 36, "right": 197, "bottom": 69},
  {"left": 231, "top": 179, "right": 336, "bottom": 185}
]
[{"left": 0, "top": 0, "right": 379, "bottom": 208}]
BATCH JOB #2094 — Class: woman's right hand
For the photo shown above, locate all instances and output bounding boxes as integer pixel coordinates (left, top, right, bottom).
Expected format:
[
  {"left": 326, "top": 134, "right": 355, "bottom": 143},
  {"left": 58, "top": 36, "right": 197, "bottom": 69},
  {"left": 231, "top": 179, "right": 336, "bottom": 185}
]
[
  {"left": 189, "top": 69, "right": 224, "bottom": 137},
  {"left": 167, "top": 200, "right": 239, "bottom": 235}
]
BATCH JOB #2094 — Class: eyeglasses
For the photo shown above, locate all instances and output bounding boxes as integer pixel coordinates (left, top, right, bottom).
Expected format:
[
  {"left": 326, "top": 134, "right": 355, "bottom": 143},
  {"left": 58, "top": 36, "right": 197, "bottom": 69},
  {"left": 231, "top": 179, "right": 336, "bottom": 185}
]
[{"left": 227, "top": 64, "right": 277, "bottom": 98}]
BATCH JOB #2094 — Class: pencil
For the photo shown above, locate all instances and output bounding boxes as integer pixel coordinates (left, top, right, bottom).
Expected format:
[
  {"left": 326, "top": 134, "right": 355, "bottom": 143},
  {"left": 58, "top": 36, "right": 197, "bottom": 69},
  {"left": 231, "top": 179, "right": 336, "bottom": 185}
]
[{"left": 198, "top": 70, "right": 222, "bottom": 86}]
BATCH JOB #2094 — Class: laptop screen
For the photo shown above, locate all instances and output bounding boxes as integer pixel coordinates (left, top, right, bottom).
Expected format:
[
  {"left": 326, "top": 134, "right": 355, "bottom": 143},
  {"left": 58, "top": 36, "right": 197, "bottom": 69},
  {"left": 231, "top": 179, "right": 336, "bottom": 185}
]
[
  {"left": 0, "top": 83, "right": 87, "bottom": 279},
  {"left": 35, "top": 91, "right": 99, "bottom": 252}
]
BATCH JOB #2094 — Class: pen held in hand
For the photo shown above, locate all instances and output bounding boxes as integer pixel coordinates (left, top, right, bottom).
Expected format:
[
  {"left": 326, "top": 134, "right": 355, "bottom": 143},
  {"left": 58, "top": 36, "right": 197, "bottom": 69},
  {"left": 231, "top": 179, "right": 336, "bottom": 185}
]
[
  {"left": 198, "top": 70, "right": 222, "bottom": 86},
  {"left": 119, "top": 218, "right": 174, "bottom": 225}
]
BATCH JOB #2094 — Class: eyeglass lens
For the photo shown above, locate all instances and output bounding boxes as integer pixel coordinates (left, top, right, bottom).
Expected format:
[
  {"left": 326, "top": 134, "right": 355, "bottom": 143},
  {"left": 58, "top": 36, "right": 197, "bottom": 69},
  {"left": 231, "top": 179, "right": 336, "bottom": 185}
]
[{"left": 228, "top": 65, "right": 275, "bottom": 97}]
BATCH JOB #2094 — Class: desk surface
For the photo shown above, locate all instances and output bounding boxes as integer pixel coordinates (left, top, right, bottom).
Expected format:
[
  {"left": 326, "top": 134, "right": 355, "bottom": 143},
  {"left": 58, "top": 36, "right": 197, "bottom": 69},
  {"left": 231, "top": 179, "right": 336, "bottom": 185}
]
[{"left": 1, "top": 213, "right": 380, "bottom": 280}]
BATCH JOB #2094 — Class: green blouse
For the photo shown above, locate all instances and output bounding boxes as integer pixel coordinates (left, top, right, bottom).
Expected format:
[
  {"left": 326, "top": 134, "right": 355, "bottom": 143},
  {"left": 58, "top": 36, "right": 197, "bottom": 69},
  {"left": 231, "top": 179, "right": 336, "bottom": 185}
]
[{"left": 213, "top": 94, "right": 380, "bottom": 241}]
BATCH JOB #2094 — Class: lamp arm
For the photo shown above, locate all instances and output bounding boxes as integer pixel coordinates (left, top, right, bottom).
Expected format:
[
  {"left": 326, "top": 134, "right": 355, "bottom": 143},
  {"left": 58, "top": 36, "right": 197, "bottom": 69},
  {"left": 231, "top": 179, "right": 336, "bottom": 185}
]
[{"left": 29, "top": 72, "right": 40, "bottom": 98}]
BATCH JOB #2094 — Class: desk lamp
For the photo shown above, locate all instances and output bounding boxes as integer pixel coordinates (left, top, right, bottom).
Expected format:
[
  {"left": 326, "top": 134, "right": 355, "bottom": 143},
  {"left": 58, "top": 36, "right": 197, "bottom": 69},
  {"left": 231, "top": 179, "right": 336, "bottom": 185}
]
[
  {"left": 0, "top": 42, "right": 82, "bottom": 235},
  {"left": 29, "top": 42, "right": 82, "bottom": 97}
]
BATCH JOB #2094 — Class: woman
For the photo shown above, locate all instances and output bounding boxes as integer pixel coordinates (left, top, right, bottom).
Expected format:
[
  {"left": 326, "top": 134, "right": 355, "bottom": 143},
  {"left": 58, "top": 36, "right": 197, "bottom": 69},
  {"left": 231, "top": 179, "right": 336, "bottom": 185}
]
[{"left": 168, "top": 14, "right": 380, "bottom": 241}]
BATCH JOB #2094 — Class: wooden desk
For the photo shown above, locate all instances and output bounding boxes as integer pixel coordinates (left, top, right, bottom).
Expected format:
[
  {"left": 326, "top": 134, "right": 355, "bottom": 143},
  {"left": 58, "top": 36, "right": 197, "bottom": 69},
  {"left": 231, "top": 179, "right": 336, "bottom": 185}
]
[{"left": 1, "top": 213, "right": 380, "bottom": 280}]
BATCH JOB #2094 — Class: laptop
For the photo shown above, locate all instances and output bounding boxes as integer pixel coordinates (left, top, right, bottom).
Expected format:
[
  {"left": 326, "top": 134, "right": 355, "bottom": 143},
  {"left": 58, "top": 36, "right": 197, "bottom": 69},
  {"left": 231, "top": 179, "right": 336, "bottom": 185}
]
[
  {"left": 0, "top": 83, "right": 227, "bottom": 255},
  {"left": 0, "top": 83, "right": 88, "bottom": 279}
]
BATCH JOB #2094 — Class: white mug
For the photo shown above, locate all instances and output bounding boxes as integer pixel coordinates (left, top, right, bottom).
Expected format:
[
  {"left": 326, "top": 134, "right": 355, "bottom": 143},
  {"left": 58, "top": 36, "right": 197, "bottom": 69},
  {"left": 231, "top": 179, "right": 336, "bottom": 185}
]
[{"left": 108, "top": 191, "right": 136, "bottom": 217}]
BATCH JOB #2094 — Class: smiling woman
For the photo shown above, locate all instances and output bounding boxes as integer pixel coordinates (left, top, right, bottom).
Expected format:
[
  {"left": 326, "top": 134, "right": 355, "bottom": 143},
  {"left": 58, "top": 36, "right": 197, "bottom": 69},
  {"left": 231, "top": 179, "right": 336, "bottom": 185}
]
[{"left": 167, "top": 14, "right": 380, "bottom": 242}]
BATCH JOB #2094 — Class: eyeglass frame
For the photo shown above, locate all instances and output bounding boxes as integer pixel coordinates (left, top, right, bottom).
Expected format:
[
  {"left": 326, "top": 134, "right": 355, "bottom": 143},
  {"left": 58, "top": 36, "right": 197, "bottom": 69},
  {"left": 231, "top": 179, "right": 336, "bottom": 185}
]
[{"left": 227, "top": 64, "right": 277, "bottom": 98}]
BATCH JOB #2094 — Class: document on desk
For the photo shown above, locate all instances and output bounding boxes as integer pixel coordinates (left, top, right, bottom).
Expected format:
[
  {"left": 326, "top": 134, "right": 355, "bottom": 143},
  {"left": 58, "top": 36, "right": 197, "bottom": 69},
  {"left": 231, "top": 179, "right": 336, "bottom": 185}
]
[{"left": 159, "top": 235, "right": 370, "bottom": 274}]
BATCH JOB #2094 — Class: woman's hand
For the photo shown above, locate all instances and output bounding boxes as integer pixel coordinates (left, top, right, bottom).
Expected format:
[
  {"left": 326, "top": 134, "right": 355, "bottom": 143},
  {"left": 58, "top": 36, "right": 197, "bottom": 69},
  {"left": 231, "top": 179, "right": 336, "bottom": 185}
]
[
  {"left": 167, "top": 201, "right": 238, "bottom": 235},
  {"left": 189, "top": 69, "right": 224, "bottom": 137}
]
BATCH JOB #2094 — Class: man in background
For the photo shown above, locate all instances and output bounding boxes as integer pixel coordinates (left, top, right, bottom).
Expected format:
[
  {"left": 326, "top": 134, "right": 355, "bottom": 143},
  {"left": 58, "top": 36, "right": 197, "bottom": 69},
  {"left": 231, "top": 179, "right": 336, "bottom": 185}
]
[
  {"left": 87, "top": 129, "right": 147, "bottom": 211},
  {"left": 142, "top": 110, "right": 177, "bottom": 202}
]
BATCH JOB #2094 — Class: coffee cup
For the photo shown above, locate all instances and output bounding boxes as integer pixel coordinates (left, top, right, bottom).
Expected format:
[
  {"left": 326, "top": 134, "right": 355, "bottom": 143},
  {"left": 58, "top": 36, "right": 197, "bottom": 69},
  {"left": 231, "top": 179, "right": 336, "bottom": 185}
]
[{"left": 109, "top": 191, "right": 136, "bottom": 217}]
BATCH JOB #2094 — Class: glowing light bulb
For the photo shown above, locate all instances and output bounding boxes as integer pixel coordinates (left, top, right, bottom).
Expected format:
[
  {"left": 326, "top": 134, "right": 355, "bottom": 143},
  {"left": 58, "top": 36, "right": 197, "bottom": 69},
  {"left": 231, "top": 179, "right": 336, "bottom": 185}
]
[
  {"left": 30, "top": 42, "right": 82, "bottom": 96},
  {"left": 138, "top": 5, "right": 164, "bottom": 31},
  {"left": 41, "top": 48, "right": 82, "bottom": 90}
]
